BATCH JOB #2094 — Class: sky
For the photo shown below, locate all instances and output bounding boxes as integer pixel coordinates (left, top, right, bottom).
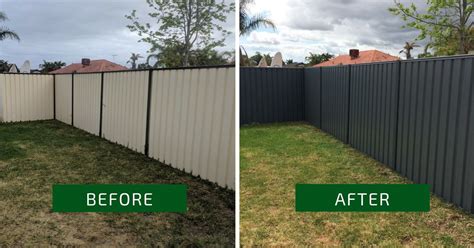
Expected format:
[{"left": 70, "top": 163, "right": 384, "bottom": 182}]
[
  {"left": 0, "top": 0, "right": 235, "bottom": 69},
  {"left": 241, "top": 0, "right": 428, "bottom": 62}
]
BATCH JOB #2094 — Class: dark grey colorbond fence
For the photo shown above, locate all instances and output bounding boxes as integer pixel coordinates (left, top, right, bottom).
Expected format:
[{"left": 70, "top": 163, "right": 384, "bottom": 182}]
[
  {"left": 240, "top": 55, "right": 474, "bottom": 213},
  {"left": 321, "top": 66, "right": 351, "bottom": 143},
  {"left": 304, "top": 68, "right": 322, "bottom": 128},
  {"left": 240, "top": 68, "right": 304, "bottom": 124},
  {"left": 349, "top": 62, "right": 400, "bottom": 168}
]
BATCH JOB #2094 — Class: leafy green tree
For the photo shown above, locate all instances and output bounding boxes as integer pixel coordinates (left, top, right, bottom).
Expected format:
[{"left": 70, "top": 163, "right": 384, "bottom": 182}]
[
  {"left": 126, "top": 0, "right": 234, "bottom": 67},
  {"left": 39, "top": 60, "right": 66, "bottom": 73},
  {"left": 240, "top": 0, "right": 275, "bottom": 36},
  {"left": 137, "top": 63, "right": 152, "bottom": 69},
  {"left": 285, "top": 59, "right": 294, "bottom": 65},
  {"left": 189, "top": 49, "right": 233, "bottom": 66},
  {"left": 418, "top": 43, "right": 434, "bottom": 58},
  {"left": 0, "top": 11, "right": 20, "bottom": 41},
  {"left": 146, "top": 43, "right": 187, "bottom": 68},
  {"left": 127, "top": 53, "right": 143, "bottom": 69},
  {"left": 389, "top": 0, "right": 473, "bottom": 55},
  {"left": 305, "top": 52, "right": 334, "bottom": 66}
]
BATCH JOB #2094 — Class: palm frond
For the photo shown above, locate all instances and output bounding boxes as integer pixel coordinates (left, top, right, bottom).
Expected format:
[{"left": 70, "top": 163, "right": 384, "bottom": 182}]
[
  {"left": 0, "top": 28, "right": 20, "bottom": 41},
  {"left": 241, "top": 14, "right": 275, "bottom": 35}
]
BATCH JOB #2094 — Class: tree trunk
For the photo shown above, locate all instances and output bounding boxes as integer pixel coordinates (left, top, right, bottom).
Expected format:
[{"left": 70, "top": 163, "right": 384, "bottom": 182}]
[
  {"left": 459, "top": 0, "right": 467, "bottom": 54},
  {"left": 183, "top": 51, "right": 189, "bottom": 66}
]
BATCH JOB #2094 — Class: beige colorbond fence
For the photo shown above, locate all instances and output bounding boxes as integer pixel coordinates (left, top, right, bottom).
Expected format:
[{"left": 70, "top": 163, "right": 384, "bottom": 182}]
[
  {"left": 0, "top": 74, "right": 54, "bottom": 122},
  {"left": 73, "top": 73, "right": 102, "bottom": 136},
  {"left": 0, "top": 66, "right": 235, "bottom": 189},
  {"left": 102, "top": 71, "right": 149, "bottom": 153},
  {"left": 55, "top": 74, "right": 72, "bottom": 124},
  {"left": 148, "top": 68, "right": 235, "bottom": 188}
]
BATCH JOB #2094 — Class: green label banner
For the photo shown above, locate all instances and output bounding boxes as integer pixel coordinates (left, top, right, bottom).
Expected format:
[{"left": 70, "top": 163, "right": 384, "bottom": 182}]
[
  {"left": 53, "top": 184, "right": 187, "bottom": 212},
  {"left": 296, "top": 184, "right": 430, "bottom": 212}
]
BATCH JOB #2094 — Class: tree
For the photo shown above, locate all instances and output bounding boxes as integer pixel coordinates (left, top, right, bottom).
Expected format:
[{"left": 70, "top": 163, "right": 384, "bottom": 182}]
[
  {"left": 126, "top": 0, "right": 234, "bottom": 67},
  {"left": 400, "top": 41, "right": 420, "bottom": 59},
  {"left": 145, "top": 43, "right": 187, "bottom": 68},
  {"left": 249, "top": 52, "right": 271, "bottom": 66},
  {"left": 285, "top": 59, "right": 295, "bottom": 65},
  {"left": 127, "top": 53, "right": 143, "bottom": 69},
  {"left": 39, "top": 60, "right": 66, "bottom": 73},
  {"left": 137, "top": 63, "right": 152, "bottom": 69},
  {"left": 418, "top": 43, "right": 434, "bottom": 58},
  {"left": 389, "top": 0, "right": 473, "bottom": 55},
  {"left": 240, "top": 0, "right": 275, "bottom": 36},
  {"left": 239, "top": 0, "right": 276, "bottom": 66},
  {"left": 0, "top": 60, "right": 10, "bottom": 72},
  {"left": 305, "top": 52, "right": 334, "bottom": 66},
  {"left": 0, "top": 11, "right": 20, "bottom": 41},
  {"left": 189, "top": 49, "right": 233, "bottom": 66}
]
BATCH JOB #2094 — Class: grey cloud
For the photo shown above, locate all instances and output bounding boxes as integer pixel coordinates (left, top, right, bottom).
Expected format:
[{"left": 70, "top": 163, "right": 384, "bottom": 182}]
[
  {"left": 278, "top": 0, "right": 426, "bottom": 55},
  {"left": 0, "top": 0, "right": 235, "bottom": 68}
]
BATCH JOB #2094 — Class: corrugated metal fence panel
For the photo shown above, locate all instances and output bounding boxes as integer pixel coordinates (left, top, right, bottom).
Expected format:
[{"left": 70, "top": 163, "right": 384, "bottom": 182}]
[
  {"left": 149, "top": 67, "right": 235, "bottom": 189},
  {"left": 102, "top": 71, "right": 148, "bottom": 153},
  {"left": 321, "top": 66, "right": 350, "bottom": 142},
  {"left": 73, "top": 73, "right": 101, "bottom": 135},
  {"left": 396, "top": 57, "right": 474, "bottom": 212},
  {"left": 240, "top": 68, "right": 304, "bottom": 125},
  {"left": 55, "top": 74, "right": 72, "bottom": 124},
  {"left": 0, "top": 74, "right": 53, "bottom": 122},
  {"left": 304, "top": 68, "right": 322, "bottom": 128},
  {"left": 349, "top": 62, "right": 399, "bottom": 168}
]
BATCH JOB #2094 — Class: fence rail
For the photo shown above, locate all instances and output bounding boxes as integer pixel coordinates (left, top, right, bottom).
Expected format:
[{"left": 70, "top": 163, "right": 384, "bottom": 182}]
[
  {"left": 240, "top": 55, "right": 474, "bottom": 213},
  {"left": 0, "top": 66, "right": 235, "bottom": 189}
]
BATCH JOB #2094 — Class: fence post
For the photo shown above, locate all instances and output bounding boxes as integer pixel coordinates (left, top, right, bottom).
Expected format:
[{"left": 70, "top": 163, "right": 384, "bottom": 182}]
[
  {"left": 99, "top": 72, "right": 104, "bottom": 137},
  {"left": 393, "top": 60, "right": 402, "bottom": 171},
  {"left": 319, "top": 68, "right": 323, "bottom": 128},
  {"left": 71, "top": 73, "right": 74, "bottom": 126},
  {"left": 144, "top": 69, "right": 153, "bottom": 156},
  {"left": 53, "top": 74, "right": 56, "bottom": 120},
  {"left": 346, "top": 65, "right": 352, "bottom": 144}
]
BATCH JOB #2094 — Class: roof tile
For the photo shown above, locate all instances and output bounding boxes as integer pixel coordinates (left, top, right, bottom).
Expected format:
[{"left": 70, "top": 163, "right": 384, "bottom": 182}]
[
  {"left": 50, "top": 59, "right": 127, "bottom": 74},
  {"left": 315, "top": 50, "right": 399, "bottom": 67}
]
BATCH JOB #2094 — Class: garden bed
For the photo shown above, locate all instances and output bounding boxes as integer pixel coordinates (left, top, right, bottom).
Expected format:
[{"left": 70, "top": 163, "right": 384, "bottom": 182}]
[{"left": 0, "top": 120, "right": 234, "bottom": 247}]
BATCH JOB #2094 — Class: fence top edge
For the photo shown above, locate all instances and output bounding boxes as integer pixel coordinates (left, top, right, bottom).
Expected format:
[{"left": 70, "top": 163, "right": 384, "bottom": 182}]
[
  {"left": 0, "top": 72, "right": 52, "bottom": 75},
  {"left": 240, "top": 67, "right": 304, "bottom": 70},
  {"left": 400, "top": 54, "right": 474, "bottom": 63},
  {"left": 52, "top": 64, "right": 235, "bottom": 75}
]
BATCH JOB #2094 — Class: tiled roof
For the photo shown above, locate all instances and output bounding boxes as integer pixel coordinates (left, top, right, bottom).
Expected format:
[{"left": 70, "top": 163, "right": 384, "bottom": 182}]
[
  {"left": 314, "top": 50, "right": 399, "bottom": 67},
  {"left": 50, "top": 59, "right": 127, "bottom": 74}
]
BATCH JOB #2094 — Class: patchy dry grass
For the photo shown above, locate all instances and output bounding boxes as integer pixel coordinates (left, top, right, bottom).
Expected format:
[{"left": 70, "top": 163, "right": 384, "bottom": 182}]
[
  {"left": 240, "top": 123, "right": 474, "bottom": 247},
  {"left": 0, "top": 120, "right": 234, "bottom": 247}
]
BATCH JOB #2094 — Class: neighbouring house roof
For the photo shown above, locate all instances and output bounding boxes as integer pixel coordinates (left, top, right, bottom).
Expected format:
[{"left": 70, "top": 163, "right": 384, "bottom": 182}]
[
  {"left": 314, "top": 50, "right": 399, "bottom": 67},
  {"left": 50, "top": 59, "right": 127, "bottom": 74}
]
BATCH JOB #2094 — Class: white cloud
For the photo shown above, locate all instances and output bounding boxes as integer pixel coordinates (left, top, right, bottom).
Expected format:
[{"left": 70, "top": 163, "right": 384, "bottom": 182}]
[
  {"left": 241, "top": 0, "right": 426, "bottom": 62},
  {"left": 248, "top": 32, "right": 281, "bottom": 45}
]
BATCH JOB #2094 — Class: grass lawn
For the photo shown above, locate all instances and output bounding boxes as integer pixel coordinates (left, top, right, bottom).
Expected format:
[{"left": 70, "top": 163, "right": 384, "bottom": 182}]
[
  {"left": 0, "top": 120, "right": 234, "bottom": 247},
  {"left": 240, "top": 123, "right": 474, "bottom": 247}
]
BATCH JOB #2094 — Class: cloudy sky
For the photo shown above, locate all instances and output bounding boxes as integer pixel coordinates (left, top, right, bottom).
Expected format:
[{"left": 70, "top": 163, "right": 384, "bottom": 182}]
[
  {"left": 241, "top": 0, "right": 428, "bottom": 62},
  {"left": 0, "top": 0, "right": 235, "bottom": 69}
]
